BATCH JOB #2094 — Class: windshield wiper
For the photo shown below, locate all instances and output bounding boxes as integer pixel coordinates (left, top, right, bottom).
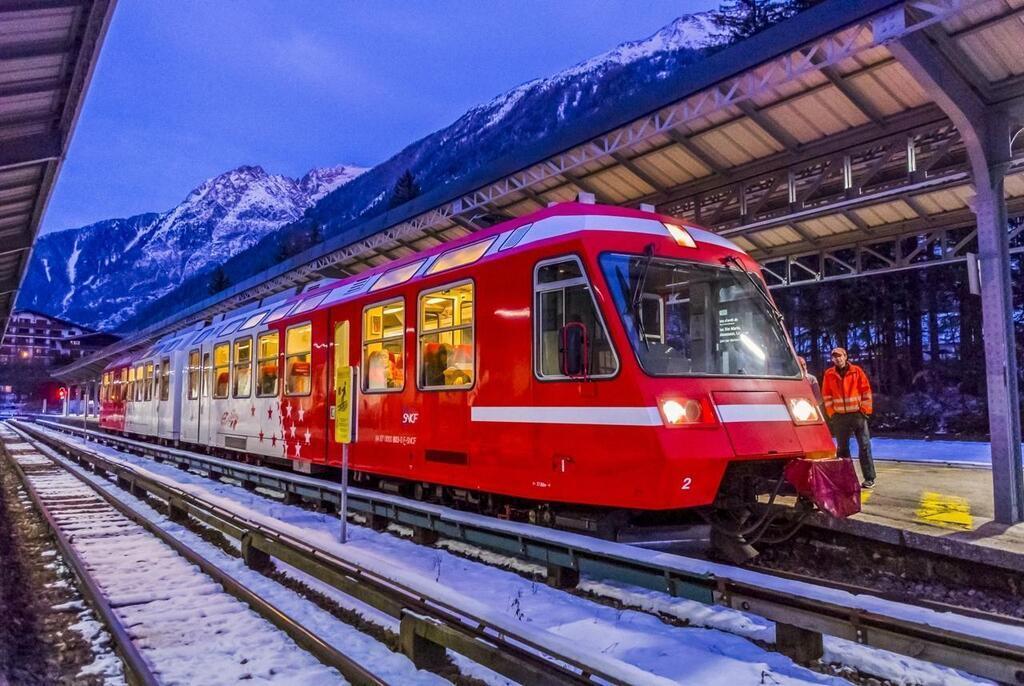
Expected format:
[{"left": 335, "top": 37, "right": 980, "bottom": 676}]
[
  {"left": 722, "top": 255, "right": 785, "bottom": 327},
  {"left": 629, "top": 244, "right": 655, "bottom": 350}
]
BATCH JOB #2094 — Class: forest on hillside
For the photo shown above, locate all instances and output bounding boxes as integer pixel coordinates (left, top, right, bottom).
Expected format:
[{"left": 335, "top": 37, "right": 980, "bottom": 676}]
[{"left": 777, "top": 251, "right": 1024, "bottom": 439}]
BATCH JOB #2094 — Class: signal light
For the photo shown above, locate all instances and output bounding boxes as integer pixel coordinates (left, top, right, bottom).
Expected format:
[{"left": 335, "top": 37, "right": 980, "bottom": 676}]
[
  {"left": 57, "top": 387, "right": 67, "bottom": 400},
  {"left": 663, "top": 223, "right": 697, "bottom": 249}
]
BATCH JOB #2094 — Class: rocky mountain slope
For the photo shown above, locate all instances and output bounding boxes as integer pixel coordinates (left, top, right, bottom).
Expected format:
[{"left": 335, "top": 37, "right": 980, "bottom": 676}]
[{"left": 19, "top": 165, "right": 365, "bottom": 330}]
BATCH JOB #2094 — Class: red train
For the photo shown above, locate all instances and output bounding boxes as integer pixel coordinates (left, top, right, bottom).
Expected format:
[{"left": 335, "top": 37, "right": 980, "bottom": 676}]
[{"left": 99, "top": 201, "right": 855, "bottom": 550}]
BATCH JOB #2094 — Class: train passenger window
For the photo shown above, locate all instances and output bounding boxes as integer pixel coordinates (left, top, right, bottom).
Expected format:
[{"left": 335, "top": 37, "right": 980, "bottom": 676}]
[
  {"left": 187, "top": 350, "right": 200, "bottom": 399},
  {"left": 127, "top": 367, "right": 135, "bottom": 402},
  {"left": 241, "top": 311, "right": 267, "bottom": 330},
  {"left": 119, "top": 368, "right": 127, "bottom": 403},
  {"left": 257, "top": 332, "right": 279, "bottom": 397},
  {"left": 213, "top": 343, "right": 230, "bottom": 398},
  {"left": 425, "top": 239, "right": 494, "bottom": 276},
  {"left": 534, "top": 256, "right": 618, "bottom": 379},
  {"left": 144, "top": 362, "right": 154, "bottom": 401},
  {"left": 285, "top": 323, "right": 312, "bottom": 396},
  {"left": 159, "top": 358, "right": 170, "bottom": 401},
  {"left": 363, "top": 300, "right": 404, "bottom": 392},
  {"left": 418, "top": 282, "right": 474, "bottom": 389},
  {"left": 371, "top": 260, "right": 424, "bottom": 292},
  {"left": 233, "top": 337, "right": 252, "bottom": 398}
]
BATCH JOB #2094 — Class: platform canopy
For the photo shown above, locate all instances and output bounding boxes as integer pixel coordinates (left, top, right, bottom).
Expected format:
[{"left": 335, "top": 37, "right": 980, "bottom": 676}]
[
  {"left": 55, "top": 0, "right": 1024, "bottom": 522},
  {"left": 0, "top": 0, "right": 116, "bottom": 339}
]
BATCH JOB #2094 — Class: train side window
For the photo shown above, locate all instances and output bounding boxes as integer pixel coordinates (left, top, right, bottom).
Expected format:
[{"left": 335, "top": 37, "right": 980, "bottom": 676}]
[
  {"left": 418, "top": 281, "right": 474, "bottom": 390},
  {"left": 135, "top": 365, "right": 144, "bottom": 401},
  {"left": 233, "top": 337, "right": 252, "bottom": 398},
  {"left": 257, "top": 332, "right": 279, "bottom": 397},
  {"left": 534, "top": 256, "right": 618, "bottom": 379},
  {"left": 285, "top": 323, "right": 312, "bottom": 396},
  {"left": 363, "top": 299, "right": 404, "bottom": 392},
  {"left": 159, "top": 358, "right": 170, "bottom": 401},
  {"left": 144, "top": 362, "right": 155, "bottom": 401},
  {"left": 188, "top": 350, "right": 200, "bottom": 399},
  {"left": 213, "top": 343, "right": 230, "bottom": 398},
  {"left": 120, "top": 368, "right": 128, "bottom": 403}
]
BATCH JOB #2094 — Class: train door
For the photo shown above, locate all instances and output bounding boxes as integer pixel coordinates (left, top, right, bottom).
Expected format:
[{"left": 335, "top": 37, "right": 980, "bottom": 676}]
[
  {"left": 198, "top": 350, "right": 211, "bottom": 443},
  {"left": 328, "top": 317, "right": 351, "bottom": 466},
  {"left": 157, "top": 357, "right": 171, "bottom": 438}
]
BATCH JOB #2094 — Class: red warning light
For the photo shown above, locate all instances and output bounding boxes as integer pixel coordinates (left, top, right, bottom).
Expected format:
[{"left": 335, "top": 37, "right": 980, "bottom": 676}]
[{"left": 58, "top": 387, "right": 67, "bottom": 400}]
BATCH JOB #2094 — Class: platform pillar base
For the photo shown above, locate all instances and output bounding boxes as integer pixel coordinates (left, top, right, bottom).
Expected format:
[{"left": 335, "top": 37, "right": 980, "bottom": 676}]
[
  {"left": 241, "top": 534, "right": 273, "bottom": 574},
  {"left": 412, "top": 526, "right": 438, "bottom": 546},
  {"left": 400, "top": 614, "right": 446, "bottom": 670},
  {"left": 167, "top": 497, "right": 189, "bottom": 524},
  {"left": 545, "top": 564, "right": 580, "bottom": 589},
  {"left": 776, "top": 622, "right": 823, "bottom": 664},
  {"left": 368, "top": 514, "right": 389, "bottom": 532}
]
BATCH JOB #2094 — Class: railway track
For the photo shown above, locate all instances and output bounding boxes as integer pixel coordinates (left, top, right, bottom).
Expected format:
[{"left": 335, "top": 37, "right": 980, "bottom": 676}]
[
  {"left": 5, "top": 420, "right": 693, "bottom": 686},
  {"left": 0, "top": 425, "right": 360, "bottom": 685},
  {"left": 16, "top": 417, "right": 1024, "bottom": 684}
]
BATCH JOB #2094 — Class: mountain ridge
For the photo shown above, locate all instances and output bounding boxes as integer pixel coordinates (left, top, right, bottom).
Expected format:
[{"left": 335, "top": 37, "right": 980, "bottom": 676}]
[{"left": 20, "top": 164, "right": 366, "bottom": 330}]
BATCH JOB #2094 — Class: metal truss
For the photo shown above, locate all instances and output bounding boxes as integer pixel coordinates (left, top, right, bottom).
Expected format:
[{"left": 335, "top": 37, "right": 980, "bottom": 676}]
[
  {"left": 762, "top": 206, "right": 1024, "bottom": 288},
  {"left": 660, "top": 118, "right": 978, "bottom": 243}
]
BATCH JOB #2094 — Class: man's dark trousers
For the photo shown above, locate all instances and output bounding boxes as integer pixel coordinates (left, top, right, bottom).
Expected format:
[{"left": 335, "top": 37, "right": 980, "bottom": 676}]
[{"left": 832, "top": 412, "right": 875, "bottom": 481}]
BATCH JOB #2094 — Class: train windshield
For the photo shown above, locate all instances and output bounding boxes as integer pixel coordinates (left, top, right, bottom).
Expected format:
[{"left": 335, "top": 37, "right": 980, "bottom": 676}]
[{"left": 599, "top": 253, "right": 800, "bottom": 378}]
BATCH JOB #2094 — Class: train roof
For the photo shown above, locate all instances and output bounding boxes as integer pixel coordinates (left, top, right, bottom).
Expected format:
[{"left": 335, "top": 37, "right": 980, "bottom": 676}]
[
  {"left": 101, "top": 202, "right": 746, "bottom": 373},
  {"left": 270, "top": 202, "right": 746, "bottom": 315}
]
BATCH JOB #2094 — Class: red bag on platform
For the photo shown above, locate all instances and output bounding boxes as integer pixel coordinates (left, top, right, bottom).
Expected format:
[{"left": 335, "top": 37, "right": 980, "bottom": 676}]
[{"left": 784, "top": 457, "right": 861, "bottom": 518}]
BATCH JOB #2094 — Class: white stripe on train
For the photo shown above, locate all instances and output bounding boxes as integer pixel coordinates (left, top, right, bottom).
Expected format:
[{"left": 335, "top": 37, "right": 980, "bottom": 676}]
[{"left": 470, "top": 403, "right": 790, "bottom": 426}]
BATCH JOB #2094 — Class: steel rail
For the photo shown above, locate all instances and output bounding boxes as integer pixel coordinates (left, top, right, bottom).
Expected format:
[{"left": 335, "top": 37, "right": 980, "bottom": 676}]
[
  {"left": 13, "top": 420, "right": 665, "bottom": 686},
  {"left": 1, "top": 435, "right": 158, "bottom": 686},
  {"left": 3, "top": 423, "right": 390, "bottom": 686},
  {"left": 24, "top": 417, "right": 1024, "bottom": 684}
]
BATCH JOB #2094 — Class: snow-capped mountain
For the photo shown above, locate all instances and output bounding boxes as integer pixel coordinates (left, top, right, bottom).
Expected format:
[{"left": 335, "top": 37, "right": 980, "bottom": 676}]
[
  {"left": 293, "top": 13, "right": 719, "bottom": 238},
  {"left": 22, "top": 11, "right": 721, "bottom": 332},
  {"left": 19, "top": 164, "right": 365, "bottom": 330}
]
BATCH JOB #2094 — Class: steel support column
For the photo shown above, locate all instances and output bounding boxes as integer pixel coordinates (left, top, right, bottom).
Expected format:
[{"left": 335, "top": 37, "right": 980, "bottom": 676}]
[{"left": 892, "top": 31, "right": 1024, "bottom": 523}]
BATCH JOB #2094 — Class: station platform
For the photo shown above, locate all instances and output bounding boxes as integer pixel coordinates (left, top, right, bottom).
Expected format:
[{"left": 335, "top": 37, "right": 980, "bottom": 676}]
[{"left": 813, "top": 445, "right": 1024, "bottom": 573}]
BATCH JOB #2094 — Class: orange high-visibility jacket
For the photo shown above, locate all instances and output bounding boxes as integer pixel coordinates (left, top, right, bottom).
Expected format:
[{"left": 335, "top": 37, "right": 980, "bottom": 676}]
[{"left": 821, "top": 363, "right": 873, "bottom": 417}]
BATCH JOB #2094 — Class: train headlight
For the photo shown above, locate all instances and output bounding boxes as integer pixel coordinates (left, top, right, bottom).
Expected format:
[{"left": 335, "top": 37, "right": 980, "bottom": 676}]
[
  {"left": 659, "top": 398, "right": 703, "bottom": 425},
  {"left": 788, "top": 398, "right": 820, "bottom": 424}
]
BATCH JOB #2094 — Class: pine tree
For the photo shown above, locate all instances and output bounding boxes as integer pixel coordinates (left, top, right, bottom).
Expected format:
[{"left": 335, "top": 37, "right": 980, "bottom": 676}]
[
  {"left": 208, "top": 266, "right": 230, "bottom": 295},
  {"left": 710, "top": 0, "right": 789, "bottom": 42},
  {"left": 389, "top": 169, "right": 421, "bottom": 209},
  {"left": 308, "top": 222, "right": 324, "bottom": 245}
]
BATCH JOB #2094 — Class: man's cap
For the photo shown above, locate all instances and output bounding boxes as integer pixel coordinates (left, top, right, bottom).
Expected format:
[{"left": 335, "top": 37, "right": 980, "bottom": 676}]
[{"left": 830, "top": 347, "right": 848, "bottom": 357}]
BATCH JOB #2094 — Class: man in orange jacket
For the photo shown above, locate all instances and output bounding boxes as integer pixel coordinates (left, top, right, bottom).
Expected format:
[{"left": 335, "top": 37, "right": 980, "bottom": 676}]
[{"left": 822, "top": 347, "right": 876, "bottom": 488}]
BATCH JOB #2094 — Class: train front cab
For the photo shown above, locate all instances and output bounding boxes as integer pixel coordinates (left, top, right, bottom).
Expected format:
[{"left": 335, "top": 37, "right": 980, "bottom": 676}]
[{"left": 584, "top": 239, "right": 836, "bottom": 516}]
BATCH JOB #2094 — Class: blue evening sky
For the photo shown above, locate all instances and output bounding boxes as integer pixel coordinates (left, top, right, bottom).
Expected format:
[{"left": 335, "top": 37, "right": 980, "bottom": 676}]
[{"left": 44, "top": 1, "right": 718, "bottom": 234}]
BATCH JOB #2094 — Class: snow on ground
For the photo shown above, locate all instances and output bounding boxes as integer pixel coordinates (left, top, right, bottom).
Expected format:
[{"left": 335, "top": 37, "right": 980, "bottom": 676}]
[
  {"left": 11, "top": 450, "right": 346, "bottom": 686},
  {"left": 13, "top": 437, "right": 448, "bottom": 686},
  {"left": 26, "top": 423, "right": 1001, "bottom": 686}
]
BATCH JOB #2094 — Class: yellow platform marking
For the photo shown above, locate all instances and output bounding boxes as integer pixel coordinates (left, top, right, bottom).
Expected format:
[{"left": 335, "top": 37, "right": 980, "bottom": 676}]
[
  {"left": 915, "top": 491, "right": 973, "bottom": 531},
  {"left": 860, "top": 488, "right": 873, "bottom": 505}
]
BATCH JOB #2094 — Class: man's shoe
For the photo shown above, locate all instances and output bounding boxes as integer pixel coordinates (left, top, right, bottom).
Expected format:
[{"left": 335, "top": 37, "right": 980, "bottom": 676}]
[{"left": 861, "top": 480, "right": 875, "bottom": 489}]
